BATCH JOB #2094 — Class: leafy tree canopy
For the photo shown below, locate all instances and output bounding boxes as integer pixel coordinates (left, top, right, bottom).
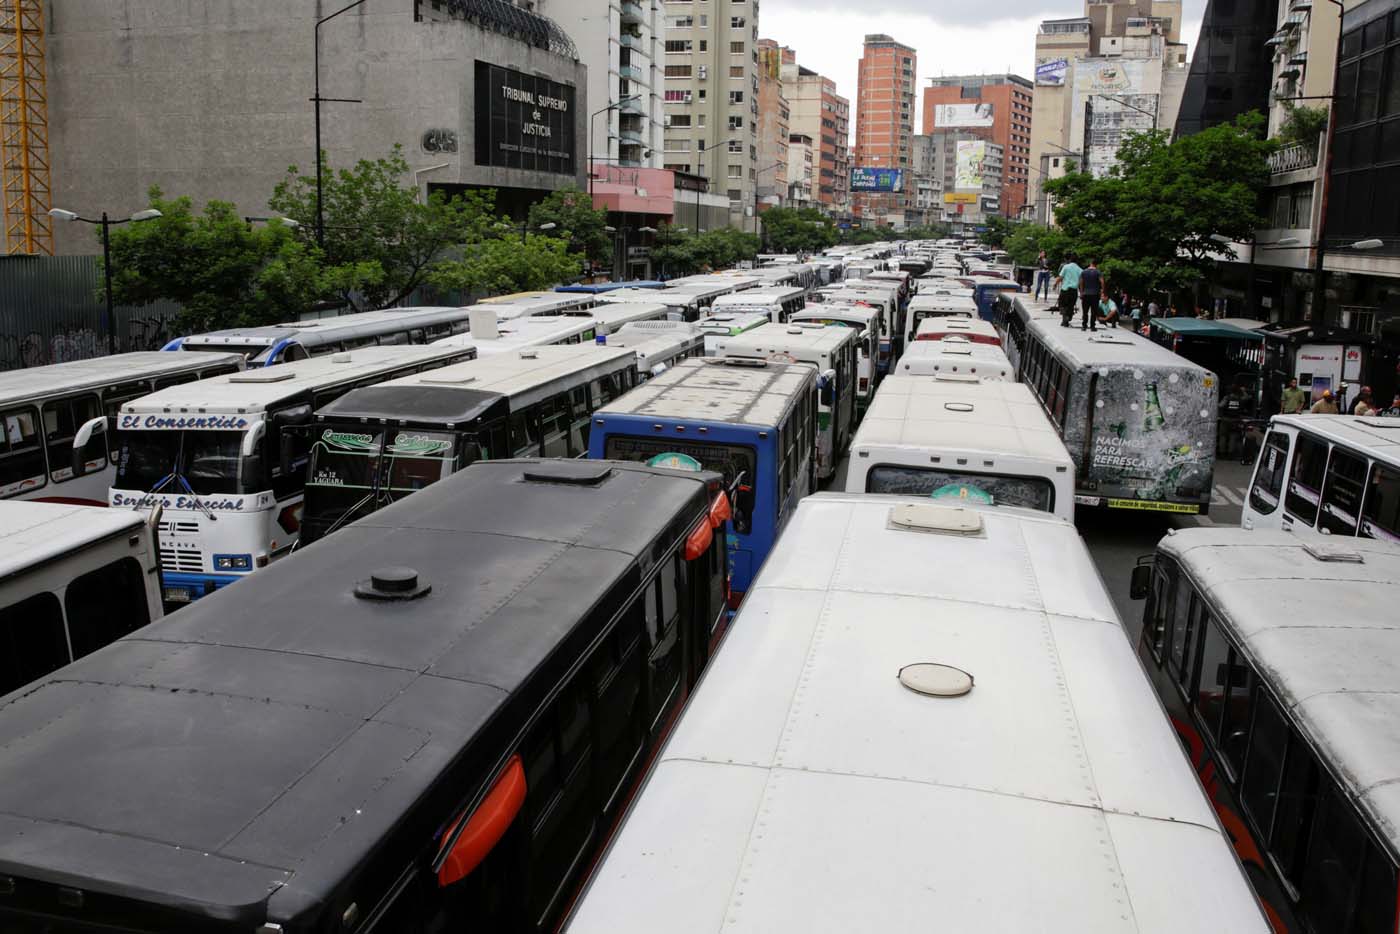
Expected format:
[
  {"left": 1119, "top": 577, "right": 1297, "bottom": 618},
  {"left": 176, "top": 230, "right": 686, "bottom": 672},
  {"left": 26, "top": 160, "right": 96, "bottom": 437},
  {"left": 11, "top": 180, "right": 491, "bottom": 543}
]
[
  {"left": 105, "top": 187, "right": 326, "bottom": 333},
  {"left": 651, "top": 224, "right": 760, "bottom": 277},
  {"left": 760, "top": 207, "right": 838, "bottom": 253},
  {"left": 429, "top": 233, "right": 584, "bottom": 296},
  {"left": 1043, "top": 113, "right": 1274, "bottom": 296},
  {"left": 527, "top": 185, "right": 613, "bottom": 269},
  {"left": 270, "top": 145, "right": 496, "bottom": 310}
]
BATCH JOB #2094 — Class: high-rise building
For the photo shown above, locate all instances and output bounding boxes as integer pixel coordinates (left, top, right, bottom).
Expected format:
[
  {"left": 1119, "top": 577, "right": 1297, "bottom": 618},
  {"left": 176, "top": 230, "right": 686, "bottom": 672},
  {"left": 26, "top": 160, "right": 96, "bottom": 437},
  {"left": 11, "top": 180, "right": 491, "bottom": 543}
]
[
  {"left": 909, "top": 134, "right": 941, "bottom": 227},
  {"left": 853, "top": 35, "right": 916, "bottom": 226},
  {"left": 1029, "top": 0, "right": 1189, "bottom": 222},
  {"left": 1173, "top": 0, "right": 1280, "bottom": 137},
  {"left": 923, "top": 74, "right": 1033, "bottom": 218},
  {"left": 929, "top": 132, "right": 1003, "bottom": 230},
  {"left": 541, "top": 0, "right": 662, "bottom": 175},
  {"left": 660, "top": 0, "right": 762, "bottom": 229},
  {"left": 781, "top": 47, "right": 851, "bottom": 215},
  {"left": 787, "top": 132, "right": 816, "bottom": 207},
  {"left": 755, "top": 39, "right": 790, "bottom": 216}
]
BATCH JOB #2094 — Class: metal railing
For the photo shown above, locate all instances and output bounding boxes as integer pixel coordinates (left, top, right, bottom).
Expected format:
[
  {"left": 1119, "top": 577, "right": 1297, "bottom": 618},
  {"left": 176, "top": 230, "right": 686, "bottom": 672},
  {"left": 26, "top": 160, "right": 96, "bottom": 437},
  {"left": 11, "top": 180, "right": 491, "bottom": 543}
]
[{"left": 1269, "top": 140, "right": 1319, "bottom": 174}]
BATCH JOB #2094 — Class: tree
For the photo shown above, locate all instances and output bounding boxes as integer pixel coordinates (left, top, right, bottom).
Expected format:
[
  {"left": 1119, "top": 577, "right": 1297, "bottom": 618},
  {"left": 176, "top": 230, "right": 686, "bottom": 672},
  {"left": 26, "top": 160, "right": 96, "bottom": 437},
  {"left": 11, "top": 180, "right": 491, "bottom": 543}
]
[
  {"left": 1002, "top": 222, "right": 1069, "bottom": 267},
  {"left": 1043, "top": 113, "right": 1274, "bottom": 297},
  {"left": 980, "top": 215, "right": 1014, "bottom": 248},
  {"left": 1276, "top": 103, "right": 1328, "bottom": 147},
  {"left": 527, "top": 185, "right": 613, "bottom": 271},
  {"left": 760, "top": 207, "right": 838, "bottom": 253},
  {"left": 270, "top": 145, "right": 496, "bottom": 311},
  {"left": 649, "top": 224, "right": 760, "bottom": 277},
  {"left": 105, "top": 187, "right": 325, "bottom": 333},
  {"left": 429, "top": 233, "right": 584, "bottom": 296},
  {"left": 840, "top": 226, "right": 884, "bottom": 245}
]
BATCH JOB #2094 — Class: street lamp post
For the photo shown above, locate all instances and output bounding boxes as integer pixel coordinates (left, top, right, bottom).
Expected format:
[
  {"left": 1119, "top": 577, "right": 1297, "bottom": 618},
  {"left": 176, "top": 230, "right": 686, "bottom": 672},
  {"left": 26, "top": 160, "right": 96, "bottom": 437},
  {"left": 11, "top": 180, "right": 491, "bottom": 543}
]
[
  {"left": 589, "top": 95, "right": 641, "bottom": 201},
  {"left": 312, "top": 0, "right": 370, "bottom": 249},
  {"left": 49, "top": 208, "right": 163, "bottom": 355}
]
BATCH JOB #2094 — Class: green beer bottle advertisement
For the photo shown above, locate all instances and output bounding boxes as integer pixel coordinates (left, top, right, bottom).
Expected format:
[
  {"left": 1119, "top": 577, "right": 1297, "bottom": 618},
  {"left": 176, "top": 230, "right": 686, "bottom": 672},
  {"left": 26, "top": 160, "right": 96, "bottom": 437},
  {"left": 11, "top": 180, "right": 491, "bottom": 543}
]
[{"left": 1144, "top": 381, "right": 1167, "bottom": 432}]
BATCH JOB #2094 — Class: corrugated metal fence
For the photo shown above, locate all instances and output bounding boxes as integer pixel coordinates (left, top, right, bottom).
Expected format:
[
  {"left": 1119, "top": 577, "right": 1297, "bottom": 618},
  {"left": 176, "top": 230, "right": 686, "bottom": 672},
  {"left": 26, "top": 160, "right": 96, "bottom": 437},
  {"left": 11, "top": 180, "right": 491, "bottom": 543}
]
[{"left": 0, "top": 255, "right": 182, "bottom": 371}]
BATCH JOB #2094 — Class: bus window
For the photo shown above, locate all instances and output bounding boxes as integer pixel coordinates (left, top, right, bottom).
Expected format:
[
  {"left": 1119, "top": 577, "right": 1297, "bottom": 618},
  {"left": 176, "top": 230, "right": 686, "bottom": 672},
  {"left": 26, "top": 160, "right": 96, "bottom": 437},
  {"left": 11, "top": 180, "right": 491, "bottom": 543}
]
[
  {"left": 569, "top": 386, "right": 591, "bottom": 454},
  {"left": 511, "top": 411, "right": 541, "bottom": 457},
  {"left": 540, "top": 397, "right": 571, "bottom": 458},
  {"left": 64, "top": 557, "right": 151, "bottom": 660},
  {"left": 1299, "top": 782, "right": 1370, "bottom": 931},
  {"left": 1248, "top": 431, "right": 1290, "bottom": 515},
  {"left": 1318, "top": 447, "right": 1367, "bottom": 536},
  {"left": 1167, "top": 584, "right": 1199, "bottom": 691},
  {"left": 43, "top": 395, "right": 103, "bottom": 481},
  {"left": 152, "top": 373, "right": 197, "bottom": 390},
  {"left": 1362, "top": 463, "right": 1400, "bottom": 544},
  {"left": 0, "top": 591, "right": 67, "bottom": 696},
  {"left": 1144, "top": 565, "right": 1172, "bottom": 664},
  {"left": 1284, "top": 433, "right": 1328, "bottom": 526},
  {"left": 1354, "top": 838, "right": 1399, "bottom": 934},
  {"left": 1194, "top": 616, "right": 1232, "bottom": 744},
  {"left": 1241, "top": 690, "right": 1290, "bottom": 839},
  {"left": 1271, "top": 730, "right": 1320, "bottom": 885},
  {"left": 0, "top": 407, "right": 45, "bottom": 495},
  {"left": 591, "top": 593, "right": 646, "bottom": 812},
  {"left": 1217, "top": 648, "right": 1257, "bottom": 780},
  {"left": 646, "top": 557, "right": 683, "bottom": 727}
]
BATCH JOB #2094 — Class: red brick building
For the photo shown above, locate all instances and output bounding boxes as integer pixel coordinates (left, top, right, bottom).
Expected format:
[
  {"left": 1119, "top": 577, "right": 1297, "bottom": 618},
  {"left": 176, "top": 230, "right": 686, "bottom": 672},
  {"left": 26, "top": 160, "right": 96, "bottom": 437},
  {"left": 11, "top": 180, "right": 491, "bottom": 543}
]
[
  {"left": 853, "top": 35, "right": 916, "bottom": 224},
  {"left": 921, "top": 74, "right": 1033, "bottom": 219}
]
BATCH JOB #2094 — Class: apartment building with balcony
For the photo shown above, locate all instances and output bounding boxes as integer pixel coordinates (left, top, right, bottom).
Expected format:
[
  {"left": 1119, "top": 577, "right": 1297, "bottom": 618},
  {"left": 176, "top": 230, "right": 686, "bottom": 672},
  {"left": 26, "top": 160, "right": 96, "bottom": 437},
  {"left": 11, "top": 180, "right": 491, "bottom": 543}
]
[
  {"left": 787, "top": 132, "right": 816, "bottom": 207},
  {"left": 756, "top": 39, "right": 790, "bottom": 215},
  {"left": 541, "top": 0, "right": 663, "bottom": 176},
  {"left": 659, "top": 0, "right": 762, "bottom": 229},
  {"left": 923, "top": 74, "right": 1033, "bottom": 218},
  {"left": 852, "top": 34, "right": 917, "bottom": 226},
  {"left": 781, "top": 47, "right": 852, "bottom": 216}
]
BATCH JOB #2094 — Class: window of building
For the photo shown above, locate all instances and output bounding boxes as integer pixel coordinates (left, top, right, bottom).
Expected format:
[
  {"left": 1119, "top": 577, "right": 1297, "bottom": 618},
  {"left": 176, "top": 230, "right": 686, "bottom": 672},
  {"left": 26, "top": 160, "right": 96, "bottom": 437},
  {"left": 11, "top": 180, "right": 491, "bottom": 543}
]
[
  {"left": 665, "top": 39, "right": 692, "bottom": 53},
  {"left": 668, "top": 114, "right": 691, "bottom": 127},
  {"left": 730, "top": 41, "right": 745, "bottom": 53},
  {"left": 728, "top": 164, "right": 743, "bottom": 177},
  {"left": 729, "top": 65, "right": 744, "bottom": 78},
  {"left": 698, "top": 39, "right": 707, "bottom": 51},
  {"left": 665, "top": 64, "right": 693, "bottom": 78},
  {"left": 731, "top": 15, "right": 745, "bottom": 26},
  {"left": 728, "top": 140, "right": 743, "bottom": 153},
  {"left": 729, "top": 90, "right": 744, "bottom": 103},
  {"left": 669, "top": 15, "right": 692, "bottom": 27},
  {"left": 728, "top": 116, "right": 743, "bottom": 130}
]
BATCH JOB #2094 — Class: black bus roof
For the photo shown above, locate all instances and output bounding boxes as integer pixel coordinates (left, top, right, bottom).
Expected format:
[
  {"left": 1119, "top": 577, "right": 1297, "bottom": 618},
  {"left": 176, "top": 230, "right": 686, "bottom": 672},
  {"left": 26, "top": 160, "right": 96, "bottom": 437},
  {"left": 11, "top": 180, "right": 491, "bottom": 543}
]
[
  {"left": 314, "top": 383, "right": 505, "bottom": 425},
  {"left": 0, "top": 459, "right": 717, "bottom": 929}
]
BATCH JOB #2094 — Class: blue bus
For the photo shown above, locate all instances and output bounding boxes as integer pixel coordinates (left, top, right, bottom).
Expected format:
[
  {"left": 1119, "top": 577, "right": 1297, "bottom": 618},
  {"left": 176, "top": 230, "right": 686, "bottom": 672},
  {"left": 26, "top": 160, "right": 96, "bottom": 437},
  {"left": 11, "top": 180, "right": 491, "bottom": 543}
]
[
  {"left": 971, "top": 278, "right": 1023, "bottom": 321},
  {"left": 556, "top": 280, "right": 666, "bottom": 293},
  {"left": 589, "top": 357, "right": 817, "bottom": 606}
]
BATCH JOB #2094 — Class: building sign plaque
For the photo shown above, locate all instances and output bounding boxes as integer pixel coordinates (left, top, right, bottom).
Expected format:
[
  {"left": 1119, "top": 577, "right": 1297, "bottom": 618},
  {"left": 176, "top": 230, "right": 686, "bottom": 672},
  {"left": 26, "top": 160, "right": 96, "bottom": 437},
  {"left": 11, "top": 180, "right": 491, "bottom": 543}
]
[{"left": 474, "top": 61, "right": 576, "bottom": 175}]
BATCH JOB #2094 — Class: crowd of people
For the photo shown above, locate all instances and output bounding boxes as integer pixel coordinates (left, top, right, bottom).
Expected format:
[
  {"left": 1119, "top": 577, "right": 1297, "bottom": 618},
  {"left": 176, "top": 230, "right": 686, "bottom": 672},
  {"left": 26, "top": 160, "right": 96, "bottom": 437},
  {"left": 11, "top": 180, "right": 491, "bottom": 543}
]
[
  {"left": 1035, "top": 251, "right": 1161, "bottom": 334},
  {"left": 1280, "top": 378, "right": 1400, "bottom": 417}
]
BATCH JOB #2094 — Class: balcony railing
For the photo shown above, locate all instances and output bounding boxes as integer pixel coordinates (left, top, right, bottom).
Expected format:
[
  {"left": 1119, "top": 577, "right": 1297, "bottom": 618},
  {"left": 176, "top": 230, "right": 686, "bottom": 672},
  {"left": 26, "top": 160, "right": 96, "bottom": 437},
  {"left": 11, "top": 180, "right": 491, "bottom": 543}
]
[{"left": 1270, "top": 140, "right": 1319, "bottom": 174}]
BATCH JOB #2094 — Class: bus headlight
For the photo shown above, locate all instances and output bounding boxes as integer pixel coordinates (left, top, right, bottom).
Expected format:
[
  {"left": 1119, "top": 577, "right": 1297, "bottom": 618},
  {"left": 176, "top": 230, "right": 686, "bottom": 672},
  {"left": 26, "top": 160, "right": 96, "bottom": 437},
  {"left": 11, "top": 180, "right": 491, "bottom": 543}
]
[{"left": 213, "top": 554, "right": 254, "bottom": 572}]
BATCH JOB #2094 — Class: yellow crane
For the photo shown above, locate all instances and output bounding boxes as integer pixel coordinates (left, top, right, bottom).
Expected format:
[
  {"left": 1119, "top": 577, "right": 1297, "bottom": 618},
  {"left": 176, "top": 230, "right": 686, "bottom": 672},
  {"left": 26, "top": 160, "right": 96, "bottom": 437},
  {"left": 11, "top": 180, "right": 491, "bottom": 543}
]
[{"left": 0, "top": 0, "right": 51, "bottom": 255}]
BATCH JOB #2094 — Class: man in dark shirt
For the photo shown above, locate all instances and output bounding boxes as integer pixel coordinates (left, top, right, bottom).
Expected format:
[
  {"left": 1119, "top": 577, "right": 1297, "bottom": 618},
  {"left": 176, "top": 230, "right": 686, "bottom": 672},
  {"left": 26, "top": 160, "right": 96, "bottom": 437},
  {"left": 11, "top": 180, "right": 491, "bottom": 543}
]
[{"left": 1078, "top": 260, "right": 1103, "bottom": 331}]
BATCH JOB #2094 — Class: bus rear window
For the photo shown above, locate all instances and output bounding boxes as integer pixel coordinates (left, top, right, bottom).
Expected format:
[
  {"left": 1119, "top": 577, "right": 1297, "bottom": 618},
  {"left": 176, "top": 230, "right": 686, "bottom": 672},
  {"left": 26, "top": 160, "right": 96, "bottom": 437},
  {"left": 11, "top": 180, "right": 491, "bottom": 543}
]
[
  {"left": 604, "top": 435, "right": 757, "bottom": 533},
  {"left": 866, "top": 465, "right": 1054, "bottom": 513}
]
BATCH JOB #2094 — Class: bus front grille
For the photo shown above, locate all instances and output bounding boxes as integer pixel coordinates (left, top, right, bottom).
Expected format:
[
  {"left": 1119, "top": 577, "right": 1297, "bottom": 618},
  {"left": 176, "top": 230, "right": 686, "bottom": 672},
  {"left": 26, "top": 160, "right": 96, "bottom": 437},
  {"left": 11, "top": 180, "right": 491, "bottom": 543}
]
[{"left": 159, "top": 546, "right": 204, "bottom": 573}]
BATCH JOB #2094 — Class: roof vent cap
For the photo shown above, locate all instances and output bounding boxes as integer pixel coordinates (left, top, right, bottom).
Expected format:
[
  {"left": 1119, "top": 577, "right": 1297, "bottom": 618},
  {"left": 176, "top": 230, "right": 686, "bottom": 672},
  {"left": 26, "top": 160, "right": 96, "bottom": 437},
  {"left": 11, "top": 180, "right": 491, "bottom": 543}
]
[
  {"left": 888, "top": 502, "right": 984, "bottom": 536},
  {"left": 355, "top": 566, "right": 432, "bottom": 602},
  {"left": 1303, "top": 542, "right": 1365, "bottom": 563},
  {"left": 898, "top": 662, "right": 974, "bottom": 697}
]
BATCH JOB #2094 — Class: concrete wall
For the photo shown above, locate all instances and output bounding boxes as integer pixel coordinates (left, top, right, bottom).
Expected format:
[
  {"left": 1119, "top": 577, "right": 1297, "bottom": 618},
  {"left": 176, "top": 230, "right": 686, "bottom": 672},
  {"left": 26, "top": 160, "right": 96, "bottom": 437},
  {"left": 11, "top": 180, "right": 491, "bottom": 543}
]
[{"left": 46, "top": 0, "right": 588, "bottom": 255}]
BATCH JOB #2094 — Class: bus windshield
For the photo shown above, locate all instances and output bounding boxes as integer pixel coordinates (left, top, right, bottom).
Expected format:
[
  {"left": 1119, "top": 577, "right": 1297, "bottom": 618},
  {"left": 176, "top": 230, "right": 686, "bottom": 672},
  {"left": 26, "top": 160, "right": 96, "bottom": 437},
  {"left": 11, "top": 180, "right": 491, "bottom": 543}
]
[
  {"left": 866, "top": 465, "right": 1054, "bottom": 513},
  {"left": 305, "top": 428, "right": 463, "bottom": 535},
  {"left": 604, "top": 434, "right": 756, "bottom": 531},
  {"left": 115, "top": 431, "right": 248, "bottom": 495}
]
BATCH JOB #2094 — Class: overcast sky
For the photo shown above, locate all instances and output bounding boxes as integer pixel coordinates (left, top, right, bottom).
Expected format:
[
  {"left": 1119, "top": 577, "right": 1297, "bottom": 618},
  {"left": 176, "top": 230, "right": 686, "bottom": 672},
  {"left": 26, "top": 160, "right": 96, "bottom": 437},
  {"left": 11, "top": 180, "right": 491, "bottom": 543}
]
[{"left": 762, "top": 0, "right": 1205, "bottom": 135}]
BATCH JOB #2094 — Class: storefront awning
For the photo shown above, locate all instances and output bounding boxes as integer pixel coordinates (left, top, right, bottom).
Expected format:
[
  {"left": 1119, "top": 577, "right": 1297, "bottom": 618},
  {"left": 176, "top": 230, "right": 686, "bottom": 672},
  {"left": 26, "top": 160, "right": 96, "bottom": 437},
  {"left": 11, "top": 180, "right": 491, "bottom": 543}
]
[{"left": 1151, "top": 318, "right": 1266, "bottom": 340}]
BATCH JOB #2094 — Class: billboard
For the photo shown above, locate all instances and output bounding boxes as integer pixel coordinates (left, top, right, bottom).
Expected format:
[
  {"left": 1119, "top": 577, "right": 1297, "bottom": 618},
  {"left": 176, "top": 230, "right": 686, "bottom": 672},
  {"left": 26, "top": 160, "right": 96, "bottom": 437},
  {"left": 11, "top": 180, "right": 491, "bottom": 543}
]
[
  {"left": 851, "top": 167, "right": 904, "bottom": 192},
  {"left": 474, "top": 61, "right": 577, "bottom": 175},
  {"left": 954, "top": 140, "right": 987, "bottom": 193},
  {"left": 943, "top": 192, "right": 978, "bottom": 204},
  {"left": 1035, "top": 57, "right": 1068, "bottom": 86},
  {"left": 933, "top": 103, "right": 994, "bottom": 128},
  {"left": 1073, "top": 58, "right": 1148, "bottom": 94}
]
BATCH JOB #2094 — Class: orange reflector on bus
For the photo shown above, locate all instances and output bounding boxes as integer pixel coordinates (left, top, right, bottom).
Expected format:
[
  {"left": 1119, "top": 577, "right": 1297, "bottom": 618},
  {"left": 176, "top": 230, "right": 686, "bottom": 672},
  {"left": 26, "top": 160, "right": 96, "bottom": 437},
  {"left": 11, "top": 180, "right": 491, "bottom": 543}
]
[
  {"left": 685, "top": 519, "right": 713, "bottom": 561},
  {"left": 708, "top": 491, "right": 732, "bottom": 529},
  {"left": 437, "top": 755, "right": 526, "bottom": 888}
]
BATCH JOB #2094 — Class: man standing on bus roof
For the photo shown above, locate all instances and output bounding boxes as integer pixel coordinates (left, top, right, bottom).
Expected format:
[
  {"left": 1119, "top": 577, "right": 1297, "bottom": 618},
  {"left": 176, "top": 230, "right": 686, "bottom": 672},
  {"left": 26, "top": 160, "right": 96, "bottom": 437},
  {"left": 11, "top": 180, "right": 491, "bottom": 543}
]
[
  {"left": 1280, "top": 377, "right": 1307, "bottom": 415},
  {"left": 1078, "top": 260, "right": 1103, "bottom": 332},
  {"left": 1054, "top": 253, "right": 1082, "bottom": 327},
  {"left": 1310, "top": 389, "right": 1339, "bottom": 414}
]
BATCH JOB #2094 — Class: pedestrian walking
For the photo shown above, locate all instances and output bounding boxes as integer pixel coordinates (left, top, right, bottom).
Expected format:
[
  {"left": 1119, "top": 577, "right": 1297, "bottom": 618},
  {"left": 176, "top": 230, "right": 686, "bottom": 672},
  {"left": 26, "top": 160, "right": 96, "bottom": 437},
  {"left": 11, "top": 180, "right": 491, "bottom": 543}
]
[
  {"left": 1078, "top": 260, "right": 1103, "bottom": 331},
  {"left": 1034, "top": 251, "right": 1051, "bottom": 301},
  {"left": 1310, "top": 390, "right": 1339, "bottom": 414},
  {"left": 1054, "top": 254, "right": 1082, "bottom": 327},
  {"left": 1353, "top": 386, "right": 1376, "bottom": 416},
  {"left": 1279, "top": 377, "right": 1307, "bottom": 415}
]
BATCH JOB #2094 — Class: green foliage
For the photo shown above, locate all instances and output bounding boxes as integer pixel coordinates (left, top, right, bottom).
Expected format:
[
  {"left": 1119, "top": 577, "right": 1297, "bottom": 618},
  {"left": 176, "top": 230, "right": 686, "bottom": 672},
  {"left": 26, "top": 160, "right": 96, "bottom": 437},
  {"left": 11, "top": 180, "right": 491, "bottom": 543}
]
[
  {"left": 270, "top": 145, "right": 496, "bottom": 310},
  {"left": 527, "top": 185, "right": 613, "bottom": 269},
  {"left": 650, "top": 224, "right": 760, "bottom": 277},
  {"left": 429, "top": 233, "right": 585, "bottom": 295},
  {"left": 979, "top": 215, "right": 1014, "bottom": 248},
  {"left": 105, "top": 187, "right": 326, "bottom": 333},
  {"left": 1002, "top": 222, "right": 1070, "bottom": 267},
  {"left": 1043, "top": 113, "right": 1274, "bottom": 296},
  {"left": 759, "top": 207, "right": 838, "bottom": 253},
  {"left": 1276, "top": 104, "right": 1329, "bottom": 147},
  {"left": 903, "top": 223, "right": 952, "bottom": 241},
  {"left": 840, "top": 226, "right": 885, "bottom": 245}
]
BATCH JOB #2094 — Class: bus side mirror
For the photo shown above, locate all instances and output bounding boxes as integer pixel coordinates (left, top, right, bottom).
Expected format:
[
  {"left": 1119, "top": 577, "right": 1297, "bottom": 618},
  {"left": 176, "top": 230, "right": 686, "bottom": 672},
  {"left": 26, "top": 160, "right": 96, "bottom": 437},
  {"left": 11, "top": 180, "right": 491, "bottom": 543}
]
[
  {"left": 71, "top": 415, "right": 112, "bottom": 478},
  {"left": 1129, "top": 560, "right": 1154, "bottom": 600}
]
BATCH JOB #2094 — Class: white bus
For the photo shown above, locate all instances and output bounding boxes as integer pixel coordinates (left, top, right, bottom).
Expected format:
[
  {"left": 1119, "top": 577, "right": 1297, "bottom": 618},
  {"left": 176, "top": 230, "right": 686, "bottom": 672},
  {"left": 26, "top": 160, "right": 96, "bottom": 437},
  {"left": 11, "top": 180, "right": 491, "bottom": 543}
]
[
  {"left": 599, "top": 287, "right": 705, "bottom": 322},
  {"left": 566, "top": 495, "right": 1270, "bottom": 934},
  {"left": 588, "top": 302, "right": 673, "bottom": 334},
  {"left": 913, "top": 315, "right": 1001, "bottom": 346},
  {"left": 698, "top": 312, "right": 769, "bottom": 356},
  {"left": 1132, "top": 528, "right": 1400, "bottom": 933},
  {"left": 434, "top": 310, "right": 603, "bottom": 354},
  {"left": 789, "top": 304, "right": 882, "bottom": 412},
  {"left": 0, "top": 501, "right": 162, "bottom": 697},
  {"left": 299, "top": 344, "right": 638, "bottom": 545},
  {"left": 0, "top": 352, "right": 244, "bottom": 506},
  {"left": 904, "top": 292, "right": 979, "bottom": 349},
  {"left": 107, "top": 345, "right": 476, "bottom": 605},
  {"left": 710, "top": 286, "right": 808, "bottom": 323},
  {"left": 819, "top": 281, "right": 902, "bottom": 370},
  {"left": 846, "top": 378, "right": 1075, "bottom": 520},
  {"left": 164, "top": 307, "right": 475, "bottom": 366},
  {"left": 893, "top": 339, "right": 1014, "bottom": 381},
  {"left": 599, "top": 321, "right": 705, "bottom": 377},
  {"left": 711, "top": 323, "right": 858, "bottom": 481},
  {"left": 1241, "top": 413, "right": 1400, "bottom": 543},
  {"left": 476, "top": 291, "right": 600, "bottom": 316}
]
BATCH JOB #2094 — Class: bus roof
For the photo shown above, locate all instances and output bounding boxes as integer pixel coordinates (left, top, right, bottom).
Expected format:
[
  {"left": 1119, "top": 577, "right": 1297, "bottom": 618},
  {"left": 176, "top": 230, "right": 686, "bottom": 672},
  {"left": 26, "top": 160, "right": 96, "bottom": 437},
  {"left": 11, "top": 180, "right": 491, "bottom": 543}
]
[
  {"left": 1269, "top": 413, "right": 1400, "bottom": 461},
  {"left": 0, "top": 459, "right": 717, "bottom": 927},
  {"left": 315, "top": 345, "right": 636, "bottom": 425},
  {"left": 854, "top": 379, "right": 1075, "bottom": 467},
  {"left": 599, "top": 288, "right": 702, "bottom": 307},
  {"left": 790, "top": 305, "right": 879, "bottom": 327},
  {"left": 894, "top": 340, "right": 1013, "bottom": 379},
  {"left": 910, "top": 294, "right": 978, "bottom": 313},
  {"left": 1159, "top": 527, "right": 1400, "bottom": 860},
  {"left": 697, "top": 312, "right": 769, "bottom": 335},
  {"left": 0, "top": 351, "right": 244, "bottom": 407},
  {"left": 711, "top": 286, "right": 806, "bottom": 306},
  {"left": 1026, "top": 308, "right": 1213, "bottom": 372},
  {"left": 173, "top": 307, "right": 468, "bottom": 350},
  {"left": 595, "top": 357, "right": 815, "bottom": 429},
  {"left": 122, "top": 346, "right": 474, "bottom": 418},
  {"left": 602, "top": 323, "right": 704, "bottom": 369},
  {"left": 0, "top": 501, "right": 147, "bottom": 582},
  {"left": 589, "top": 303, "right": 672, "bottom": 331},
  {"left": 568, "top": 495, "right": 1267, "bottom": 933},
  {"left": 714, "top": 322, "right": 856, "bottom": 361},
  {"left": 554, "top": 280, "right": 664, "bottom": 293},
  {"left": 915, "top": 317, "right": 999, "bottom": 339}
]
